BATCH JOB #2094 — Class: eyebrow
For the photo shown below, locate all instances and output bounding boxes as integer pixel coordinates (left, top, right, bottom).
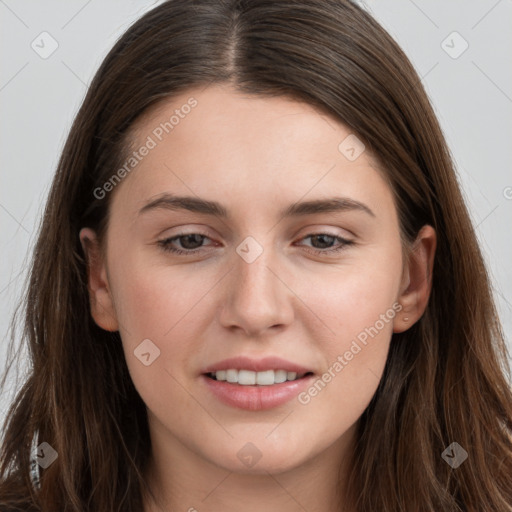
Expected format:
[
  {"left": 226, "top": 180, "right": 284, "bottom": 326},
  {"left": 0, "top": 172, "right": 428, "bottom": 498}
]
[{"left": 138, "top": 193, "right": 375, "bottom": 219}]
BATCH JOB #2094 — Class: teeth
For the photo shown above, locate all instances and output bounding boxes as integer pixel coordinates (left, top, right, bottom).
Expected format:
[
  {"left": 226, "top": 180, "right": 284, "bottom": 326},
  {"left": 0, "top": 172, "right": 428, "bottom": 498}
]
[
  {"left": 210, "top": 369, "right": 306, "bottom": 385},
  {"left": 216, "top": 370, "right": 227, "bottom": 381}
]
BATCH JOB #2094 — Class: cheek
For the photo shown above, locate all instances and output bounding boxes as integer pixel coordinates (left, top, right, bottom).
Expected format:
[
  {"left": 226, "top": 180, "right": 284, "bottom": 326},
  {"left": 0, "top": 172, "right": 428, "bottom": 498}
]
[
  {"left": 110, "top": 246, "right": 210, "bottom": 338},
  {"left": 300, "top": 250, "right": 401, "bottom": 342},
  {"left": 294, "top": 250, "right": 401, "bottom": 408},
  {"left": 110, "top": 262, "right": 212, "bottom": 424},
  {"left": 106, "top": 248, "right": 212, "bottom": 383}
]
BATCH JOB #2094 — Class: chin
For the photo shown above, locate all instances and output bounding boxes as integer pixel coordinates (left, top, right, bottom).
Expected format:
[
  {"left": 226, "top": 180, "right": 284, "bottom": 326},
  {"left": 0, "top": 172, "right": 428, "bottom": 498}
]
[{"left": 205, "top": 439, "right": 311, "bottom": 475}]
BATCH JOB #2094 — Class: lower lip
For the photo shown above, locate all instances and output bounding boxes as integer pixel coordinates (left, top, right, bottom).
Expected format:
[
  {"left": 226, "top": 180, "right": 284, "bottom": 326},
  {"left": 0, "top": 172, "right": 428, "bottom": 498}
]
[{"left": 201, "top": 374, "right": 315, "bottom": 411}]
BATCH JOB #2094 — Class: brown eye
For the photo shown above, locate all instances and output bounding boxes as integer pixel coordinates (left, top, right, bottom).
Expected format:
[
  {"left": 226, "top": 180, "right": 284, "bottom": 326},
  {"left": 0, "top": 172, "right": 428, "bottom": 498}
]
[
  {"left": 298, "top": 233, "right": 354, "bottom": 255},
  {"left": 158, "top": 233, "right": 212, "bottom": 255}
]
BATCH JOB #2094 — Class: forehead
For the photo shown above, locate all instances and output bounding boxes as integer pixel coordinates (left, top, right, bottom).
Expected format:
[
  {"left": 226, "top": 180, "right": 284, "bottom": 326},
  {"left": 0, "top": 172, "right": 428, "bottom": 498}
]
[
  {"left": 111, "top": 84, "right": 393, "bottom": 223},
  {"left": 126, "top": 83, "right": 374, "bottom": 167}
]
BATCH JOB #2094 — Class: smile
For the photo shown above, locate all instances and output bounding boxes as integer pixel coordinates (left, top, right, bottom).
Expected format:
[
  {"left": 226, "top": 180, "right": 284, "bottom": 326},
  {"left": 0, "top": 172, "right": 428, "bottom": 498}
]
[{"left": 207, "top": 369, "right": 312, "bottom": 385}]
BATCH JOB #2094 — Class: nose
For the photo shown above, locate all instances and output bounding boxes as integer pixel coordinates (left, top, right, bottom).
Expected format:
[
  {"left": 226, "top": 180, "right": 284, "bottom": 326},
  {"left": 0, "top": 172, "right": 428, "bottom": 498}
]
[{"left": 219, "top": 241, "right": 294, "bottom": 337}]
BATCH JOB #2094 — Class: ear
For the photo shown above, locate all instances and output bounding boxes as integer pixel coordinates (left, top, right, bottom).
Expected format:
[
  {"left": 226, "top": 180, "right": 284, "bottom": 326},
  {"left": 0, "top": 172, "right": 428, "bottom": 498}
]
[
  {"left": 79, "top": 227, "right": 119, "bottom": 332},
  {"left": 393, "top": 225, "right": 436, "bottom": 333}
]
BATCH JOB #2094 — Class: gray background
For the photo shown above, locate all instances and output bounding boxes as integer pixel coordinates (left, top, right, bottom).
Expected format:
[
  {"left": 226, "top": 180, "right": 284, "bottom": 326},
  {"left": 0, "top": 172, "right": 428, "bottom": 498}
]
[{"left": 1, "top": 0, "right": 511, "bottom": 422}]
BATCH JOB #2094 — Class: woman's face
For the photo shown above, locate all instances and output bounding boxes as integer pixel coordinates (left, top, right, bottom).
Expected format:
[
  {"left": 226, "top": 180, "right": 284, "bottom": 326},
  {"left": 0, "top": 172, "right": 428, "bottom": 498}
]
[{"left": 81, "top": 84, "right": 432, "bottom": 477}]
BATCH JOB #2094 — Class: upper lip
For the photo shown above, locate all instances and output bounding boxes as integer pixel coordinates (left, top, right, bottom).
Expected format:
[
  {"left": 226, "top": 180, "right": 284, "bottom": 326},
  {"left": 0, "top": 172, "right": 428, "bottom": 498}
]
[{"left": 201, "top": 356, "right": 314, "bottom": 375}]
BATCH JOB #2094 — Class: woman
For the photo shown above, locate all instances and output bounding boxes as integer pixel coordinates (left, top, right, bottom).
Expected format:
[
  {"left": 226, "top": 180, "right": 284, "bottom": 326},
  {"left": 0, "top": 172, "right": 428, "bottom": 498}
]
[{"left": 1, "top": 0, "right": 511, "bottom": 510}]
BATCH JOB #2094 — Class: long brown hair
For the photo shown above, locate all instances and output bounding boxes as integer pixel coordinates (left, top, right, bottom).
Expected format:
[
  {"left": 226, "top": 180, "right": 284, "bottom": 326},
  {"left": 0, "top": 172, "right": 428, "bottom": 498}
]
[{"left": 1, "top": 0, "right": 511, "bottom": 510}]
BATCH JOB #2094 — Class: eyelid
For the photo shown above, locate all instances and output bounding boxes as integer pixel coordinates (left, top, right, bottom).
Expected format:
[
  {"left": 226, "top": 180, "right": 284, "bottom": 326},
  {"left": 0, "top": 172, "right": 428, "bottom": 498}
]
[
  {"left": 296, "top": 223, "right": 356, "bottom": 239},
  {"left": 157, "top": 225, "right": 353, "bottom": 244}
]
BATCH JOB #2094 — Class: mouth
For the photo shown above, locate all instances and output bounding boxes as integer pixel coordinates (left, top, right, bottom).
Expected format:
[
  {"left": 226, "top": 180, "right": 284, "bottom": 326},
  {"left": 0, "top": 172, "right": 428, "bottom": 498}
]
[
  {"left": 201, "top": 370, "right": 316, "bottom": 411},
  {"left": 200, "top": 356, "right": 316, "bottom": 410},
  {"left": 205, "top": 369, "right": 315, "bottom": 386}
]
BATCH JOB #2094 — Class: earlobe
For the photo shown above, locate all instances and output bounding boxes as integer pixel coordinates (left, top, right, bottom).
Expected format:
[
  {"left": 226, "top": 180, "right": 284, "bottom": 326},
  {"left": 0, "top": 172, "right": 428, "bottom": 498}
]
[
  {"left": 393, "top": 225, "right": 436, "bottom": 333},
  {"left": 79, "top": 227, "right": 119, "bottom": 332}
]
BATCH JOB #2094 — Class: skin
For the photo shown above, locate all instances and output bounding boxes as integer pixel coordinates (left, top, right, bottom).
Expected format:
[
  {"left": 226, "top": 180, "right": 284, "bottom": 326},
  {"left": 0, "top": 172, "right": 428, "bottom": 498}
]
[{"left": 80, "top": 83, "right": 436, "bottom": 512}]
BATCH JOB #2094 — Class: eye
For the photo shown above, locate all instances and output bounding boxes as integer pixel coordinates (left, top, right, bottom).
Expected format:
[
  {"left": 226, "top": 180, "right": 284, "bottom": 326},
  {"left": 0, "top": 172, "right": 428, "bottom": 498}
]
[
  {"left": 296, "top": 233, "right": 354, "bottom": 255},
  {"left": 157, "top": 232, "right": 212, "bottom": 255},
  {"left": 157, "top": 231, "right": 354, "bottom": 256}
]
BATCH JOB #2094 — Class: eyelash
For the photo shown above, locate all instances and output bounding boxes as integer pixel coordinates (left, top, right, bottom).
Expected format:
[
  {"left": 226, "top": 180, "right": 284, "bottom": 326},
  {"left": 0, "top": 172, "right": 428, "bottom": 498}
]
[{"left": 157, "top": 232, "right": 354, "bottom": 256}]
